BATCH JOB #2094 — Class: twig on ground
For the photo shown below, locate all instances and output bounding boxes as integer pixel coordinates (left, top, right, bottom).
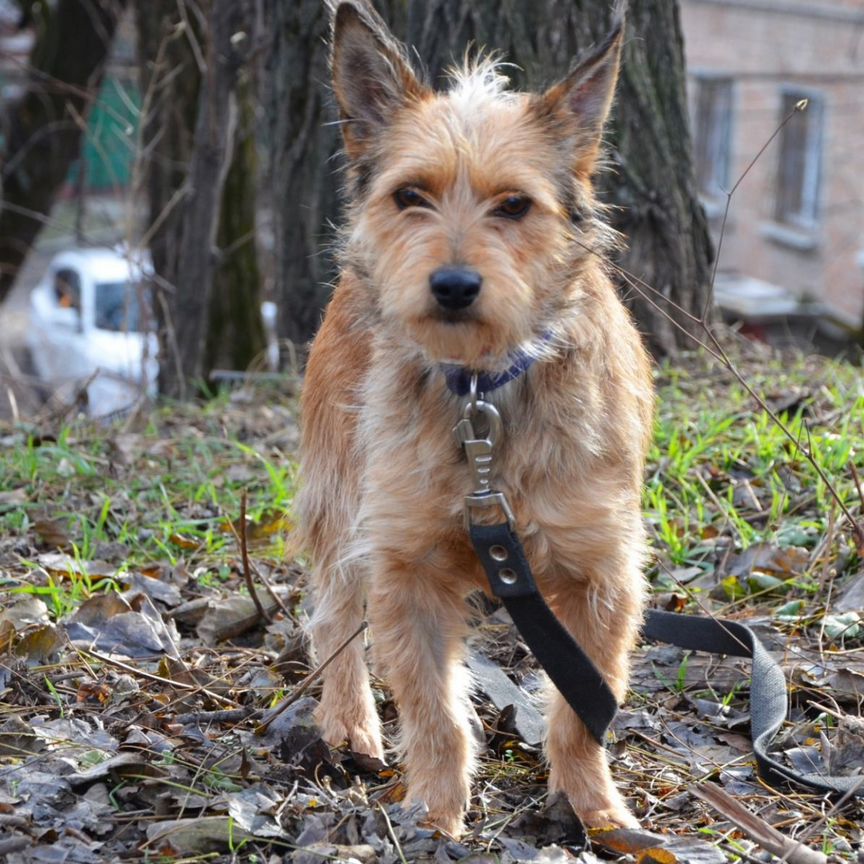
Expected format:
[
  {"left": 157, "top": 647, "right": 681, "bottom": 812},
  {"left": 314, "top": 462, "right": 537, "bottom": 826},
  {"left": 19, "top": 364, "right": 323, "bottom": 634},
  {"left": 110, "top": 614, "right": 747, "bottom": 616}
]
[
  {"left": 80, "top": 648, "right": 238, "bottom": 708},
  {"left": 848, "top": 461, "right": 864, "bottom": 556},
  {"left": 777, "top": 775, "right": 864, "bottom": 863},
  {"left": 816, "top": 504, "right": 839, "bottom": 660},
  {"left": 692, "top": 782, "right": 827, "bottom": 864},
  {"left": 224, "top": 497, "right": 291, "bottom": 617},
  {"left": 251, "top": 562, "right": 293, "bottom": 617},
  {"left": 377, "top": 802, "right": 410, "bottom": 864},
  {"left": 172, "top": 706, "right": 259, "bottom": 725},
  {"left": 256, "top": 621, "right": 367, "bottom": 734},
  {"left": 239, "top": 491, "right": 271, "bottom": 623}
]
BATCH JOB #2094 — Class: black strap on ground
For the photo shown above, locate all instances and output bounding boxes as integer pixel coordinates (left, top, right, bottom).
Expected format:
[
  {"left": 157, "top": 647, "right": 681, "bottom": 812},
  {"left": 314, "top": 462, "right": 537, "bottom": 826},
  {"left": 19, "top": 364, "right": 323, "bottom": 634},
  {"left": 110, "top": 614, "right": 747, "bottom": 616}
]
[{"left": 469, "top": 519, "right": 864, "bottom": 798}]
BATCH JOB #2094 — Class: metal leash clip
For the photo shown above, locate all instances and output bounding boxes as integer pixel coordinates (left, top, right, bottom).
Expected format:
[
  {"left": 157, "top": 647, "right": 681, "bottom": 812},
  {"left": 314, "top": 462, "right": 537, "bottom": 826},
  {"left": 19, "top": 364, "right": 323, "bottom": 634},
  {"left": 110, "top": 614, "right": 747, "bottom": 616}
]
[{"left": 452, "top": 375, "right": 515, "bottom": 530}]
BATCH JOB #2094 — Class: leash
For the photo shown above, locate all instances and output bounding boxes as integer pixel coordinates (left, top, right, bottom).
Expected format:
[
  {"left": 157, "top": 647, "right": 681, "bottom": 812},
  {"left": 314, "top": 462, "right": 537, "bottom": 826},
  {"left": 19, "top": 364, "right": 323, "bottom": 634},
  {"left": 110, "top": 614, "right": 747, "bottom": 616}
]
[{"left": 454, "top": 375, "right": 863, "bottom": 798}]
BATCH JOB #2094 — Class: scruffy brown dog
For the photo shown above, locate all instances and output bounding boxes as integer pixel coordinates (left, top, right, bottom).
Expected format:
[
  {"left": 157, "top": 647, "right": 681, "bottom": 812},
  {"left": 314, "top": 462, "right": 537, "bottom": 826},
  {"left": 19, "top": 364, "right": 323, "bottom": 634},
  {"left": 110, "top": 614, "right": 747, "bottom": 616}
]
[{"left": 298, "top": 0, "right": 654, "bottom": 836}]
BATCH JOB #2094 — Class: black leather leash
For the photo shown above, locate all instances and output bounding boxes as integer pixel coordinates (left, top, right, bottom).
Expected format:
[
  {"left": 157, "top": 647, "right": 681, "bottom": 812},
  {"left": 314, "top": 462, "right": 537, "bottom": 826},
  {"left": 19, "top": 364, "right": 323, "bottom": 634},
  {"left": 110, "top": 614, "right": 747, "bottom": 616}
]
[
  {"left": 470, "top": 519, "right": 864, "bottom": 798},
  {"left": 470, "top": 521, "right": 617, "bottom": 745},
  {"left": 453, "top": 377, "right": 862, "bottom": 799}
]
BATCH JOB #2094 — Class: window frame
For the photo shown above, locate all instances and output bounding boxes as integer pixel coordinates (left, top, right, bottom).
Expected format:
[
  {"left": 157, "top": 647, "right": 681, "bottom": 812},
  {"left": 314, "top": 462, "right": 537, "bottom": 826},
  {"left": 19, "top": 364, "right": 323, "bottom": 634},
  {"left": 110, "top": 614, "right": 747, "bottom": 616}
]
[
  {"left": 691, "top": 72, "right": 735, "bottom": 209},
  {"left": 773, "top": 86, "right": 825, "bottom": 232}
]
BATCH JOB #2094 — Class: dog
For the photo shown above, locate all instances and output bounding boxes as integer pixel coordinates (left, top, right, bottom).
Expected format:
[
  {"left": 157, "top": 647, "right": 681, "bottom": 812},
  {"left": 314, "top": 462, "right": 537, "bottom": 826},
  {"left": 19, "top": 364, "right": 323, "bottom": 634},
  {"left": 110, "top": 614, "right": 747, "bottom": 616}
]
[{"left": 297, "top": 0, "right": 654, "bottom": 836}]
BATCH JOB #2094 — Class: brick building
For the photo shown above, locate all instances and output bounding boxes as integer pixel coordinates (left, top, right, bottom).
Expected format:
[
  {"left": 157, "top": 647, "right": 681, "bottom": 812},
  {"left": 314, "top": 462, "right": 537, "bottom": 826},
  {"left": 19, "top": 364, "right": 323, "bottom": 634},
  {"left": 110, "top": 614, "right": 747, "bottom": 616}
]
[{"left": 680, "top": 0, "right": 864, "bottom": 339}]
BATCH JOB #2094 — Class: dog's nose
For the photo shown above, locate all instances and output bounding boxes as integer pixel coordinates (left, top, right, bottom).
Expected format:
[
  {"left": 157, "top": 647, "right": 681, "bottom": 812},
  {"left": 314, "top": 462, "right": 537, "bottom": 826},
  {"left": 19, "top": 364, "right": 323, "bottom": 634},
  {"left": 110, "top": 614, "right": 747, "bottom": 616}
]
[{"left": 430, "top": 267, "right": 482, "bottom": 311}]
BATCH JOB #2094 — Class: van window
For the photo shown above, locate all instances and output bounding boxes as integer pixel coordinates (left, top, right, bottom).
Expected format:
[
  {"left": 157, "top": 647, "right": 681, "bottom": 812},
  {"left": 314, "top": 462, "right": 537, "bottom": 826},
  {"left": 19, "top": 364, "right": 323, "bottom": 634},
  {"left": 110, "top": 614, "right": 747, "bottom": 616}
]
[
  {"left": 54, "top": 268, "right": 82, "bottom": 312},
  {"left": 95, "top": 282, "right": 145, "bottom": 332}
]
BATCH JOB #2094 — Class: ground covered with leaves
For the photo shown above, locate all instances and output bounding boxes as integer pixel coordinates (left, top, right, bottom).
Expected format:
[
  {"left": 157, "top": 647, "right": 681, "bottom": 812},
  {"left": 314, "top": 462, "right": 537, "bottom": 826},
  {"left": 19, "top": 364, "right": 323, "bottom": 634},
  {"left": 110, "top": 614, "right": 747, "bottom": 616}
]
[{"left": 1, "top": 346, "right": 863, "bottom": 863}]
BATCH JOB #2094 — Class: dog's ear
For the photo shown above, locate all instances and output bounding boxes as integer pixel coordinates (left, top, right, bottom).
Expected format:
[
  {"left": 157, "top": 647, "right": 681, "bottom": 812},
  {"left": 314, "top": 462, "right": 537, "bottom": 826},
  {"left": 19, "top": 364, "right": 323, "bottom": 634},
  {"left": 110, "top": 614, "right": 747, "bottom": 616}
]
[
  {"left": 534, "top": 16, "right": 625, "bottom": 177},
  {"left": 331, "top": 1, "right": 428, "bottom": 161}
]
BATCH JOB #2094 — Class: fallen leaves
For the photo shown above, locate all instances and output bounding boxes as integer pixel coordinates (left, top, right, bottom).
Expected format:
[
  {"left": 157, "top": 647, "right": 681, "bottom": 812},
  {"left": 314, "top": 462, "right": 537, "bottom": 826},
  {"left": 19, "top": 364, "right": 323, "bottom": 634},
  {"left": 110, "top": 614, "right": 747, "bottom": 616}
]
[
  {"left": 197, "top": 587, "right": 294, "bottom": 645},
  {"left": 66, "top": 591, "right": 181, "bottom": 657},
  {"left": 692, "top": 782, "right": 826, "bottom": 864},
  {"left": 2, "top": 360, "right": 864, "bottom": 861}
]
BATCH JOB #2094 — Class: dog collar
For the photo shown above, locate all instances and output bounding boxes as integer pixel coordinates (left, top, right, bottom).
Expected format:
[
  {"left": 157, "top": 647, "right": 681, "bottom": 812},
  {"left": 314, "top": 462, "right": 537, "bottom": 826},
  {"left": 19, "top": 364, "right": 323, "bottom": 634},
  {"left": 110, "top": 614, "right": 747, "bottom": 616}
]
[{"left": 441, "top": 333, "right": 552, "bottom": 397}]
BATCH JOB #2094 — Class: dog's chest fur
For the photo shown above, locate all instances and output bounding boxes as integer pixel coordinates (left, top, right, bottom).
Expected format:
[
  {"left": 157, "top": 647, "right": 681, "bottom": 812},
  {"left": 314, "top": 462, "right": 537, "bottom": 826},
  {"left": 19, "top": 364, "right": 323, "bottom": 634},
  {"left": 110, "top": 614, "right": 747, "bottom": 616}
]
[{"left": 353, "top": 321, "right": 645, "bottom": 593}]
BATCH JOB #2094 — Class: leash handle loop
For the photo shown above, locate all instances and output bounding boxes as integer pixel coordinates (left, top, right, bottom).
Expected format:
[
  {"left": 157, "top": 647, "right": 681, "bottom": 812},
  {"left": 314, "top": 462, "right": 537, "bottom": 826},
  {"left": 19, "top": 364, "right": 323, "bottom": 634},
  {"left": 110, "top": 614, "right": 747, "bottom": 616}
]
[{"left": 643, "top": 610, "right": 864, "bottom": 797}]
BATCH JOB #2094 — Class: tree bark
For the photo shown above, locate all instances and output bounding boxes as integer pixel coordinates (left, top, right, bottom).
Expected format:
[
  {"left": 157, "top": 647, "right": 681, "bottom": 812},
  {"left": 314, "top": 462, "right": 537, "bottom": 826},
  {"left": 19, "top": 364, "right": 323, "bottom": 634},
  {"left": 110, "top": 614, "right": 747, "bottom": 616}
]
[
  {"left": 164, "top": 0, "right": 248, "bottom": 397},
  {"left": 205, "top": 74, "right": 265, "bottom": 376},
  {"left": 598, "top": 0, "right": 715, "bottom": 354},
  {"left": 263, "top": 0, "right": 406, "bottom": 353},
  {"left": 135, "top": 0, "right": 201, "bottom": 270},
  {"left": 0, "top": 0, "right": 128, "bottom": 305},
  {"left": 135, "top": 0, "right": 202, "bottom": 388},
  {"left": 406, "top": 0, "right": 714, "bottom": 355},
  {"left": 136, "top": 0, "right": 261, "bottom": 397},
  {"left": 263, "top": 0, "right": 338, "bottom": 351}
]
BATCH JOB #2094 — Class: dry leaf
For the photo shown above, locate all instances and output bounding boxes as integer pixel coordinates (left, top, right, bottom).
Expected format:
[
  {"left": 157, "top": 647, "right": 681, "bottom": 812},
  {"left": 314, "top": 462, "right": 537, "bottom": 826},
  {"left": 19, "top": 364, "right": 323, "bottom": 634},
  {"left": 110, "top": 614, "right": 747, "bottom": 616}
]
[
  {"left": 0, "top": 488, "right": 27, "bottom": 507},
  {"left": 32, "top": 518, "right": 72, "bottom": 549},
  {"left": 15, "top": 624, "right": 62, "bottom": 663},
  {"left": 146, "top": 815, "right": 255, "bottom": 853}
]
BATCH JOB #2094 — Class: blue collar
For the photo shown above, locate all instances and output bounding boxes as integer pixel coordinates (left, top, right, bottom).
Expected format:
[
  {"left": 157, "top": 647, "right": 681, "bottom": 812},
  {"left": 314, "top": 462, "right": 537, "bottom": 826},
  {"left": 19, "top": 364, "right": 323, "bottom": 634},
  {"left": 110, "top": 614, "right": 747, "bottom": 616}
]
[{"left": 441, "top": 334, "right": 551, "bottom": 397}]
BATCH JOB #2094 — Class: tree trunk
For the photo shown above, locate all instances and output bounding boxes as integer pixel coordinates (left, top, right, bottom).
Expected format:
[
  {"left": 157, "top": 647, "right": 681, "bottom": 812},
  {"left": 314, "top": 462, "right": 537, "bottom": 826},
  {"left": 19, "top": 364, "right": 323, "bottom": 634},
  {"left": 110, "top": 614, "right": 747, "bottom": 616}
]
[
  {"left": 263, "top": 0, "right": 339, "bottom": 351},
  {"left": 205, "top": 75, "right": 265, "bottom": 375},
  {"left": 406, "top": 0, "right": 714, "bottom": 355},
  {"left": 0, "top": 0, "right": 128, "bottom": 304},
  {"left": 135, "top": 0, "right": 260, "bottom": 398},
  {"left": 135, "top": 0, "right": 202, "bottom": 386},
  {"left": 164, "top": 0, "right": 248, "bottom": 398},
  {"left": 597, "top": 0, "right": 715, "bottom": 354},
  {"left": 263, "top": 0, "right": 406, "bottom": 353}
]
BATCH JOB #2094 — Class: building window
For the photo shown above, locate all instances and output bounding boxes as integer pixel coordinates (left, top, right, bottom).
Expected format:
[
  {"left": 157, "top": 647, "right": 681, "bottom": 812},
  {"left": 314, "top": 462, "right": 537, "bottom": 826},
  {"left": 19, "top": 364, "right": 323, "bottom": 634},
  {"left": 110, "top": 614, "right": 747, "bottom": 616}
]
[
  {"left": 775, "top": 90, "right": 824, "bottom": 230},
  {"left": 693, "top": 76, "right": 733, "bottom": 202}
]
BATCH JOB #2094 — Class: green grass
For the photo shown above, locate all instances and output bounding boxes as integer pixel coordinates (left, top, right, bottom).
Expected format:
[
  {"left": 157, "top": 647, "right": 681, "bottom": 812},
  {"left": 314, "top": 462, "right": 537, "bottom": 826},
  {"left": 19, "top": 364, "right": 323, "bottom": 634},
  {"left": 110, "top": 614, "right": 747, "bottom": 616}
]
[
  {"left": 2, "top": 353, "right": 862, "bottom": 646},
  {"left": 646, "top": 351, "right": 863, "bottom": 636},
  {"left": 1, "top": 392, "right": 298, "bottom": 619}
]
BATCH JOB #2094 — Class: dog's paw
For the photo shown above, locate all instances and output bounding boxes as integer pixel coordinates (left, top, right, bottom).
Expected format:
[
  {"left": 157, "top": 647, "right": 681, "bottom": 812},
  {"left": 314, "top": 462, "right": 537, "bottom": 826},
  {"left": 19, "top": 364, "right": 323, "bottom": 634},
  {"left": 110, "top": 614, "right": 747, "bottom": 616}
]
[
  {"left": 579, "top": 805, "right": 640, "bottom": 830},
  {"left": 348, "top": 726, "right": 386, "bottom": 760},
  {"left": 420, "top": 810, "right": 464, "bottom": 838},
  {"left": 405, "top": 783, "right": 469, "bottom": 838},
  {"left": 316, "top": 712, "right": 384, "bottom": 760}
]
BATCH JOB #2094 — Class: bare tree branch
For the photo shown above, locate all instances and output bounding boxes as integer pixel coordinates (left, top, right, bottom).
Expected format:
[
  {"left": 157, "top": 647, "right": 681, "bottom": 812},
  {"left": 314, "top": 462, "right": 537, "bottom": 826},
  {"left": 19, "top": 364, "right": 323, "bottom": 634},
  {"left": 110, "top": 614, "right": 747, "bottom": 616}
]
[{"left": 0, "top": 0, "right": 129, "bottom": 303}]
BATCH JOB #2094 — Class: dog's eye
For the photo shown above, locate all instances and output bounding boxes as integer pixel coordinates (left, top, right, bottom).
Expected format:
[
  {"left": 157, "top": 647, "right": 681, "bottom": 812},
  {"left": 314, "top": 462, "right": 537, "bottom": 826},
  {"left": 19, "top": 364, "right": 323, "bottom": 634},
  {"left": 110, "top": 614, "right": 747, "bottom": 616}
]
[
  {"left": 493, "top": 196, "right": 532, "bottom": 220},
  {"left": 394, "top": 188, "right": 430, "bottom": 210}
]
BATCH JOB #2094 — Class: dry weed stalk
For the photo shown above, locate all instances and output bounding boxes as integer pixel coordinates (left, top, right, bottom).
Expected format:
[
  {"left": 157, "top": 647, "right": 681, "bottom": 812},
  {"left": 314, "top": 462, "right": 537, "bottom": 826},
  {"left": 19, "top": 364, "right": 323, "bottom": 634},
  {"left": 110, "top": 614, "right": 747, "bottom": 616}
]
[
  {"left": 584, "top": 100, "right": 864, "bottom": 553},
  {"left": 693, "top": 782, "right": 827, "bottom": 864}
]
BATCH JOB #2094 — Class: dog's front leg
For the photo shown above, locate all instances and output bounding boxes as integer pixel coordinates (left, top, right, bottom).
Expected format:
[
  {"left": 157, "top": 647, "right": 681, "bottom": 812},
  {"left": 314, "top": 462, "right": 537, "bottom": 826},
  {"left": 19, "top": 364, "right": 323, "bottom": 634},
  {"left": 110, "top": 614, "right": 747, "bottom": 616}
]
[
  {"left": 544, "top": 568, "right": 643, "bottom": 830},
  {"left": 310, "top": 556, "right": 384, "bottom": 760},
  {"left": 368, "top": 556, "right": 474, "bottom": 836}
]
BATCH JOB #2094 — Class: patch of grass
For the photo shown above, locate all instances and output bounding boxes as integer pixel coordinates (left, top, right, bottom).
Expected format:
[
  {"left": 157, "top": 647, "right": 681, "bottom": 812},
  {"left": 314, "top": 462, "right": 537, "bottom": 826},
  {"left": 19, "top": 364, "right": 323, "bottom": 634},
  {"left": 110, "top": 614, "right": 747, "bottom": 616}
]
[
  {"left": 11, "top": 544, "right": 123, "bottom": 619},
  {"left": 647, "top": 351, "right": 864, "bottom": 619},
  {"left": 1, "top": 395, "right": 299, "bottom": 604}
]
